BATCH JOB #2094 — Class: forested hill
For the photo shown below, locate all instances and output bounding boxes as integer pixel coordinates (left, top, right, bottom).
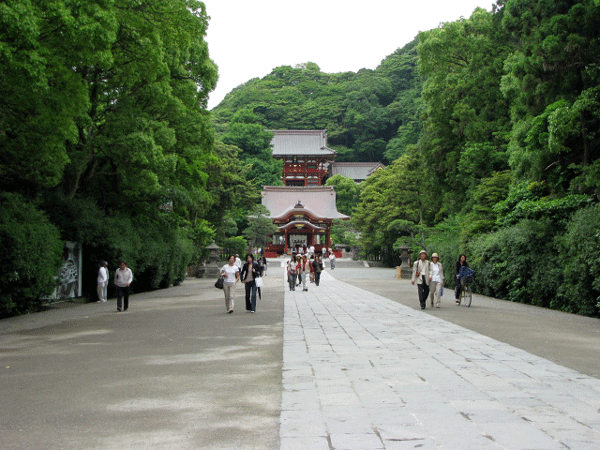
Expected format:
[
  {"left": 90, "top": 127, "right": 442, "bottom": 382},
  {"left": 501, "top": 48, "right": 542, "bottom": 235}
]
[{"left": 211, "top": 39, "right": 423, "bottom": 164}]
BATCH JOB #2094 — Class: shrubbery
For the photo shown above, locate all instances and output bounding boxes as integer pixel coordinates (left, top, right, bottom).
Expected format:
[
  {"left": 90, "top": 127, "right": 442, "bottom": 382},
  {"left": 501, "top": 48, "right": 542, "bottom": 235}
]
[
  {"left": 42, "top": 194, "right": 198, "bottom": 304},
  {"left": 0, "top": 193, "right": 63, "bottom": 317},
  {"left": 222, "top": 236, "right": 248, "bottom": 259},
  {"left": 469, "top": 218, "right": 562, "bottom": 308},
  {"left": 557, "top": 204, "right": 600, "bottom": 316}
]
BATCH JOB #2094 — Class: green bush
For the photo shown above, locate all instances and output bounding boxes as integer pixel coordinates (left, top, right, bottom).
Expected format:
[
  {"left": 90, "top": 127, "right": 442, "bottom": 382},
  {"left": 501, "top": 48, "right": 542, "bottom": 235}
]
[
  {"left": 134, "top": 222, "right": 196, "bottom": 291},
  {"left": 0, "top": 193, "right": 63, "bottom": 317},
  {"left": 468, "top": 218, "right": 562, "bottom": 307},
  {"left": 42, "top": 194, "right": 196, "bottom": 299},
  {"left": 222, "top": 236, "right": 248, "bottom": 259},
  {"left": 558, "top": 204, "right": 600, "bottom": 316}
]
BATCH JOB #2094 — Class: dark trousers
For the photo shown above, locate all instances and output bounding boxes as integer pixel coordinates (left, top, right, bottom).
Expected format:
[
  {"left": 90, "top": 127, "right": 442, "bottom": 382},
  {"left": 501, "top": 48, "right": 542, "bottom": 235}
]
[
  {"left": 417, "top": 283, "right": 429, "bottom": 308},
  {"left": 116, "top": 285, "right": 130, "bottom": 310},
  {"left": 245, "top": 281, "right": 257, "bottom": 311},
  {"left": 455, "top": 276, "right": 466, "bottom": 299},
  {"left": 314, "top": 272, "right": 321, "bottom": 286}
]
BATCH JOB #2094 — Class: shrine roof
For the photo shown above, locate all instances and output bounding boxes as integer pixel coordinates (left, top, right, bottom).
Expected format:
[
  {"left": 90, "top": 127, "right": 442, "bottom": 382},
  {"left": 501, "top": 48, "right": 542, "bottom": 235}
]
[
  {"left": 261, "top": 186, "right": 350, "bottom": 220},
  {"left": 330, "top": 162, "right": 386, "bottom": 181},
  {"left": 270, "top": 130, "right": 337, "bottom": 157}
]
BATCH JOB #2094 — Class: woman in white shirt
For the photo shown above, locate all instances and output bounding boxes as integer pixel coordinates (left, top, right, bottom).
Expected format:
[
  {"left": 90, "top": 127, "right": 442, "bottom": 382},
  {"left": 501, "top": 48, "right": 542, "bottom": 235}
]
[
  {"left": 428, "top": 253, "right": 445, "bottom": 308},
  {"left": 221, "top": 255, "right": 240, "bottom": 313}
]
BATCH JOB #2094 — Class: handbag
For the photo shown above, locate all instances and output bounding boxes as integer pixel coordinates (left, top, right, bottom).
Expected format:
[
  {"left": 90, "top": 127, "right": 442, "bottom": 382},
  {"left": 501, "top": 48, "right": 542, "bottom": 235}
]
[
  {"left": 214, "top": 277, "right": 224, "bottom": 289},
  {"left": 255, "top": 277, "right": 263, "bottom": 288}
]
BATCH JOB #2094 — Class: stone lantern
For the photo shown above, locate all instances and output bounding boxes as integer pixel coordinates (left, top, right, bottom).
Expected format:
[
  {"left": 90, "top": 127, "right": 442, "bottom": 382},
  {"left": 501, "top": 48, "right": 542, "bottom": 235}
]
[
  {"left": 205, "top": 241, "right": 222, "bottom": 278},
  {"left": 397, "top": 244, "right": 412, "bottom": 279}
]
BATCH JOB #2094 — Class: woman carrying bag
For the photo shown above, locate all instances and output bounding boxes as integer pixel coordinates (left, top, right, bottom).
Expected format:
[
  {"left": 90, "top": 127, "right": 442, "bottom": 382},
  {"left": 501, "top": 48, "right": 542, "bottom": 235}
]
[
  {"left": 240, "top": 254, "right": 261, "bottom": 313},
  {"left": 220, "top": 255, "right": 240, "bottom": 313}
]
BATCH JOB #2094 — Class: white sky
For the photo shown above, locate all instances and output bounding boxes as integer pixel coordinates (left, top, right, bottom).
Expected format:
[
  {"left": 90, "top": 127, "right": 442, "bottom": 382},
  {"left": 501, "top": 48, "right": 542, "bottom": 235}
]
[{"left": 202, "top": 0, "right": 495, "bottom": 110}]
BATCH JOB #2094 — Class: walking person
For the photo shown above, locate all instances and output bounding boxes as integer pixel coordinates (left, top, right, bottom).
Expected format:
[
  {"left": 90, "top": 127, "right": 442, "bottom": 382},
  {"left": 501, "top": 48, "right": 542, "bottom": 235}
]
[
  {"left": 234, "top": 254, "right": 242, "bottom": 273},
  {"left": 298, "top": 255, "right": 310, "bottom": 291},
  {"left": 114, "top": 261, "right": 133, "bottom": 312},
  {"left": 454, "top": 254, "right": 469, "bottom": 304},
  {"left": 411, "top": 250, "right": 430, "bottom": 310},
  {"left": 309, "top": 255, "right": 315, "bottom": 283},
  {"left": 261, "top": 256, "right": 267, "bottom": 276},
  {"left": 313, "top": 254, "right": 324, "bottom": 286},
  {"left": 96, "top": 261, "right": 108, "bottom": 303},
  {"left": 241, "top": 254, "right": 261, "bottom": 313},
  {"left": 428, "top": 253, "right": 445, "bottom": 308},
  {"left": 329, "top": 251, "right": 336, "bottom": 269},
  {"left": 221, "top": 255, "right": 240, "bottom": 313},
  {"left": 287, "top": 255, "right": 298, "bottom": 291}
]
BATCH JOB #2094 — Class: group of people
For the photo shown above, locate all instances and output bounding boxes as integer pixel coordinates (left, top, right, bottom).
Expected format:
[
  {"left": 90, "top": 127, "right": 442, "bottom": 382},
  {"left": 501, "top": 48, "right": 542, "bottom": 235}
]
[
  {"left": 96, "top": 261, "right": 133, "bottom": 312},
  {"left": 291, "top": 245, "right": 336, "bottom": 268},
  {"left": 220, "top": 254, "right": 264, "bottom": 314},
  {"left": 411, "top": 251, "right": 469, "bottom": 310},
  {"left": 286, "top": 253, "right": 325, "bottom": 291}
]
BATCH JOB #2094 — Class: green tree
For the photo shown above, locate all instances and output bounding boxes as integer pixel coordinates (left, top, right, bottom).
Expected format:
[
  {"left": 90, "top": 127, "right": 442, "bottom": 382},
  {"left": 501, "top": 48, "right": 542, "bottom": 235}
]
[
  {"left": 221, "top": 109, "right": 281, "bottom": 187},
  {"left": 204, "top": 142, "right": 260, "bottom": 241},
  {"left": 353, "top": 146, "right": 436, "bottom": 264},
  {"left": 243, "top": 204, "right": 278, "bottom": 249},
  {"left": 0, "top": 193, "right": 63, "bottom": 317},
  {"left": 418, "top": 8, "right": 511, "bottom": 212},
  {"left": 500, "top": 0, "right": 600, "bottom": 194},
  {"left": 0, "top": 0, "right": 225, "bottom": 313},
  {"left": 558, "top": 203, "right": 600, "bottom": 316},
  {"left": 325, "top": 174, "right": 361, "bottom": 216},
  {"left": 0, "top": 0, "right": 117, "bottom": 192}
]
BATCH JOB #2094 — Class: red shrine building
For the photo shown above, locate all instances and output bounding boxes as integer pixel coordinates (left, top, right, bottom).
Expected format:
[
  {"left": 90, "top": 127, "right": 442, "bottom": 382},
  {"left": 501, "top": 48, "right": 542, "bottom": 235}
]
[
  {"left": 262, "top": 130, "right": 349, "bottom": 256},
  {"left": 262, "top": 186, "right": 349, "bottom": 256},
  {"left": 271, "top": 129, "right": 336, "bottom": 186}
]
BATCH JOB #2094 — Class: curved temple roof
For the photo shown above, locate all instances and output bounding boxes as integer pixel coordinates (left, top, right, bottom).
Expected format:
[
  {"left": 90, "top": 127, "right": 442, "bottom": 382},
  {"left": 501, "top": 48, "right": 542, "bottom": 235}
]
[
  {"left": 261, "top": 186, "right": 349, "bottom": 220},
  {"left": 270, "top": 130, "right": 337, "bottom": 157}
]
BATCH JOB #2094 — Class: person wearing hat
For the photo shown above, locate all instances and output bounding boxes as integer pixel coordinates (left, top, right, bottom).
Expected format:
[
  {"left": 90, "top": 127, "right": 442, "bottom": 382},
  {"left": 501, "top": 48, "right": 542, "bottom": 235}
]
[
  {"left": 428, "top": 253, "right": 445, "bottom": 308},
  {"left": 411, "top": 250, "right": 430, "bottom": 309}
]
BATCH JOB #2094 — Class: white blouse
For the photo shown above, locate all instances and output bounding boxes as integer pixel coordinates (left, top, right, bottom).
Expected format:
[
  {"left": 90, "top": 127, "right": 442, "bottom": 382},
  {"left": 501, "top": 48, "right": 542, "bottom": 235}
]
[{"left": 430, "top": 262, "right": 442, "bottom": 283}]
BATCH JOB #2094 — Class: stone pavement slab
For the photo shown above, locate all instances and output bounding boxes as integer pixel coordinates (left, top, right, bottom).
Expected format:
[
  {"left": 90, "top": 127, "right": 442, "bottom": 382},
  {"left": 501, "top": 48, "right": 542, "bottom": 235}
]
[{"left": 280, "top": 270, "right": 600, "bottom": 450}]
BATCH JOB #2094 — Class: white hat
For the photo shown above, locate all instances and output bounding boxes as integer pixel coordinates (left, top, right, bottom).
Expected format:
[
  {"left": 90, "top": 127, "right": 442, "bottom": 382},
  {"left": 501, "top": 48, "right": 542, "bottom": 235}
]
[
  {"left": 431, "top": 253, "right": 439, "bottom": 258},
  {"left": 419, "top": 250, "right": 427, "bottom": 255}
]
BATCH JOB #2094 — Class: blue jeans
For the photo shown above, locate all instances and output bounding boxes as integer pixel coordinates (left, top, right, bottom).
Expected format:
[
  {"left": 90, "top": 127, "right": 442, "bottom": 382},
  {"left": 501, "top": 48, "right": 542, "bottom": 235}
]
[{"left": 245, "top": 281, "right": 257, "bottom": 311}]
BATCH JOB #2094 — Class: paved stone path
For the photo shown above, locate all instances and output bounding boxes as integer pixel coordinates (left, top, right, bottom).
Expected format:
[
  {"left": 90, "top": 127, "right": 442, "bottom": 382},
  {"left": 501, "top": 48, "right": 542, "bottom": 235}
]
[{"left": 280, "top": 270, "right": 600, "bottom": 450}]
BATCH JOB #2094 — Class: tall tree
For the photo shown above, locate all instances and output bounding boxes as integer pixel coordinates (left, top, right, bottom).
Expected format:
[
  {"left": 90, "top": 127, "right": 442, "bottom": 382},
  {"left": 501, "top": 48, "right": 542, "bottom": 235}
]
[
  {"left": 418, "top": 8, "right": 512, "bottom": 213},
  {"left": 221, "top": 109, "right": 282, "bottom": 188},
  {"left": 352, "top": 146, "right": 436, "bottom": 264},
  {"left": 325, "top": 174, "right": 361, "bottom": 216},
  {"left": 500, "top": 0, "right": 600, "bottom": 194}
]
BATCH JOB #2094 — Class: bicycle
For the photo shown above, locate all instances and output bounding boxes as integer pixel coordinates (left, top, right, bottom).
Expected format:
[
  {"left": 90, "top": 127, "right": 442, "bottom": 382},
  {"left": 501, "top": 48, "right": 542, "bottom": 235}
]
[
  {"left": 456, "top": 266, "right": 475, "bottom": 307},
  {"left": 456, "top": 275, "right": 473, "bottom": 307}
]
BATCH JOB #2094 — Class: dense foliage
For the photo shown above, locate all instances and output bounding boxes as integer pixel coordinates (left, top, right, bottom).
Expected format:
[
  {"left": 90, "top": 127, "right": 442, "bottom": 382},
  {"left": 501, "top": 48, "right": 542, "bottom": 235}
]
[
  {"left": 0, "top": 193, "right": 63, "bottom": 316},
  {"left": 212, "top": 41, "right": 423, "bottom": 164},
  {"left": 0, "top": 0, "right": 255, "bottom": 316},
  {"left": 212, "top": 0, "right": 600, "bottom": 316}
]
